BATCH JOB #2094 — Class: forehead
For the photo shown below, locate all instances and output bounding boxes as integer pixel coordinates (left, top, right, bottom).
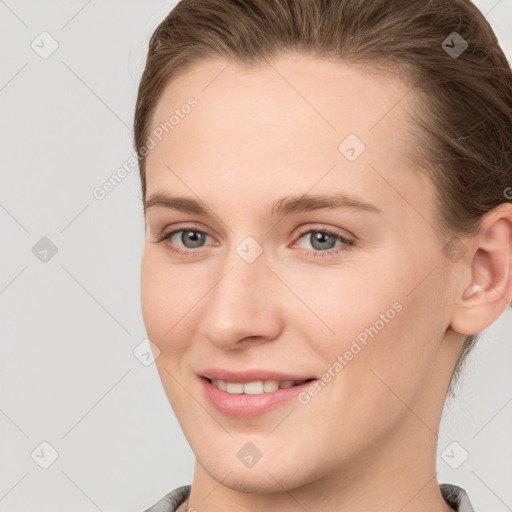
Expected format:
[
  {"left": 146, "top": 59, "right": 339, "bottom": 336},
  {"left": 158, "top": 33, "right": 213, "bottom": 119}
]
[
  {"left": 145, "top": 53, "right": 431, "bottom": 220},
  {"left": 148, "top": 53, "right": 414, "bottom": 146}
]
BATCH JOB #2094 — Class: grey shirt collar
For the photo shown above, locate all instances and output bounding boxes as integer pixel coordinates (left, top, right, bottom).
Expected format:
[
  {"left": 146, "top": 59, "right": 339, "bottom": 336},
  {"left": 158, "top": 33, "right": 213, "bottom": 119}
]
[{"left": 144, "top": 482, "right": 476, "bottom": 512}]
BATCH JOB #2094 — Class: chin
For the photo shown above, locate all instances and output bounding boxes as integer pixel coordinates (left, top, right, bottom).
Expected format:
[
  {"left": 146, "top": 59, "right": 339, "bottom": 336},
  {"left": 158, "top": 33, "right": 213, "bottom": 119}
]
[
  {"left": 208, "top": 468, "right": 302, "bottom": 494},
  {"left": 196, "top": 450, "right": 316, "bottom": 494}
]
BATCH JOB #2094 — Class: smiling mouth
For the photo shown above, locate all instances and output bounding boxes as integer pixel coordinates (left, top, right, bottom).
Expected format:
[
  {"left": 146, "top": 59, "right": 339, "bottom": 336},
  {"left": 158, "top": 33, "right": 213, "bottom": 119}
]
[{"left": 204, "top": 377, "right": 316, "bottom": 394}]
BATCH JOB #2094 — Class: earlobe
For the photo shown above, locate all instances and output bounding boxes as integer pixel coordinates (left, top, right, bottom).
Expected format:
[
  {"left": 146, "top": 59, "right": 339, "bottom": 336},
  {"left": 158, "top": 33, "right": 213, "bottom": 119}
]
[{"left": 450, "top": 205, "right": 512, "bottom": 336}]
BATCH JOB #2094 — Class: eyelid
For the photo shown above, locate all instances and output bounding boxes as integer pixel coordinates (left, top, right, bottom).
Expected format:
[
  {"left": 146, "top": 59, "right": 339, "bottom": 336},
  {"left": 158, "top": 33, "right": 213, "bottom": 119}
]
[
  {"left": 154, "top": 222, "right": 215, "bottom": 243},
  {"left": 294, "top": 223, "right": 354, "bottom": 242}
]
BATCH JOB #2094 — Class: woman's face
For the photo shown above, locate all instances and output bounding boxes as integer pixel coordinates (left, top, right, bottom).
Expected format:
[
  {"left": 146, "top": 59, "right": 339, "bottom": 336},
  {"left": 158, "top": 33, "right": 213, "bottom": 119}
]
[{"left": 141, "top": 54, "right": 462, "bottom": 492}]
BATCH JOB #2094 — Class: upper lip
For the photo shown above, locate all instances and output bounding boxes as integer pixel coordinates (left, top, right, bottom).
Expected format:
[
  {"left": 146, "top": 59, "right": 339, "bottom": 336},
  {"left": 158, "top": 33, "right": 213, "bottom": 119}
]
[{"left": 200, "top": 368, "right": 317, "bottom": 383}]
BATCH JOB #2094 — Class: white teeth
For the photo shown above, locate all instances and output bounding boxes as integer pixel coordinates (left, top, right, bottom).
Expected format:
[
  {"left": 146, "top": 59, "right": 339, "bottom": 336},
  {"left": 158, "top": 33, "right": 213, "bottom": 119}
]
[
  {"left": 263, "top": 380, "right": 279, "bottom": 392},
  {"left": 243, "top": 381, "right": 264, "bottom": 394},
  {"left": 226, "top": 382, "right": 244, "bottom": 393},
  {"left": 211, "top": 379, "right": 307, "bottom": 394}
]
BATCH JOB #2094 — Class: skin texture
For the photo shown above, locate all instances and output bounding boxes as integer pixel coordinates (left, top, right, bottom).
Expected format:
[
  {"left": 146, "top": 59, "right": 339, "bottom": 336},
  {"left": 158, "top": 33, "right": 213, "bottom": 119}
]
[{"left": 140, "top": 53, "right": 512, "bottom": 512}]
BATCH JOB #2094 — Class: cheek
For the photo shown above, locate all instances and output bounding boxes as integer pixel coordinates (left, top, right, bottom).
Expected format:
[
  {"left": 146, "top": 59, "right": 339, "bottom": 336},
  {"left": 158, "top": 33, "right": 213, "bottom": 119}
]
[
  {"left": 140, "top": 247, "right": 214, "bottom": 370},
  {"left": 140, "top": 251, "right": 194, "bottom": 409},
  {"left": 140, "top": 249, "right": 189, "bottom": 352},
  {"left": 140, "top": 253, "right": 166, "bottom": 341},
  {"left": 287, "top": 261, "right": 403, "bottom": 355},
  {"left": 340, "top": 280, "right": 443, "bottom": 412},
  {"left": 312, "top": 256, "right": 439, "bottom": 405}
]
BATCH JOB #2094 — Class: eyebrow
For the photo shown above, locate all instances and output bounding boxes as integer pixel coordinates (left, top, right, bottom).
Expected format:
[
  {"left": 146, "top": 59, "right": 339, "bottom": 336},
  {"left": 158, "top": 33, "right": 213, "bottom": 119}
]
[{"left": 144, "top": 191, "right": 382, "bottom": 217}]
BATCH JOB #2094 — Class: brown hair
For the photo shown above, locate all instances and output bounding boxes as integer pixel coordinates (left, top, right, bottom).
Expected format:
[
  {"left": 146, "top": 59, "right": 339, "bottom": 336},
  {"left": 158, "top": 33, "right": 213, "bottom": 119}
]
[{"left": 133, "top": 0, "right": 512, "bottom": 393}]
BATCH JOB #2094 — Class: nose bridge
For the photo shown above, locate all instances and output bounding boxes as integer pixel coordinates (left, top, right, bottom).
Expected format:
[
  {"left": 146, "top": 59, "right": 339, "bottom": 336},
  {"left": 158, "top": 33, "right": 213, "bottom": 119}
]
[{"left": 197, "top": 237, "right": 282, "bottom": 347}]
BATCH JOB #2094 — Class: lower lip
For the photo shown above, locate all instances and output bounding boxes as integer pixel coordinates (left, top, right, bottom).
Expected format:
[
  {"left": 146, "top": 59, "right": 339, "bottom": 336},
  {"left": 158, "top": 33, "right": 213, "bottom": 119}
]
[{"left": 200, "top": 377, "right": 316, "bottom": 418}]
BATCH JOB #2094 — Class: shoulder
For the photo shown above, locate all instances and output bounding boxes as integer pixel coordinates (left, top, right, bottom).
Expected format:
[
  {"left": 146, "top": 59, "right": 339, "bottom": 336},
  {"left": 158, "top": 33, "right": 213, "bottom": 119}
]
[
  {"left": 440, "top": 483, "right": 477, "bottom": 512},
  {"left": 142, "top": 485, "right": 191, "bottom": 512}
]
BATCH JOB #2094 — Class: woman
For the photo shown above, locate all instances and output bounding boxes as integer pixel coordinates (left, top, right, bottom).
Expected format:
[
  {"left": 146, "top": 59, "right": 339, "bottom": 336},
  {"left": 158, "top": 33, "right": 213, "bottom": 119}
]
[{"left": 134, "top": 1, "right": 512, "bottom": 511}]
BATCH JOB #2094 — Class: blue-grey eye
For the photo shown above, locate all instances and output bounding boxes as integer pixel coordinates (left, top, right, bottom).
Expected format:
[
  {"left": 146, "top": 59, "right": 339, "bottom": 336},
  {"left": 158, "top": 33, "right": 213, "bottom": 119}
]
[
  {"left": 299, "top": 230, "right": 341, "bottom": 251},
  {"left": 172, "top": 229, "right": 208, "bottom": 249}
]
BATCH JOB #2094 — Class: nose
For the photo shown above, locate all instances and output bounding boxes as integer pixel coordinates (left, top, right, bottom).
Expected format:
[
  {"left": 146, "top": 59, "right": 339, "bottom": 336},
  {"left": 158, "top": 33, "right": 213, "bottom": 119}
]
[{"left": 197, "top": 244, "right": 284, "bottom": 350}]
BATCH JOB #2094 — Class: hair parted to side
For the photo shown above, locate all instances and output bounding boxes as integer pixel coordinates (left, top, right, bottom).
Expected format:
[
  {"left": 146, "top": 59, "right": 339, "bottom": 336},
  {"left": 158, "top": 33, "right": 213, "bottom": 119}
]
[{"left": 133, "top": 0, "right": 512, "bottom": 393}]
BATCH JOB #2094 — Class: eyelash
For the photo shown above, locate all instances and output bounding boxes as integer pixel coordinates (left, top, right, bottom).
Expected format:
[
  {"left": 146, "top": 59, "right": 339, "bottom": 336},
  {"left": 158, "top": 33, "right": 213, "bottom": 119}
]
[{"left": 154, "top": 225, "right": 354, "bottom": 259}]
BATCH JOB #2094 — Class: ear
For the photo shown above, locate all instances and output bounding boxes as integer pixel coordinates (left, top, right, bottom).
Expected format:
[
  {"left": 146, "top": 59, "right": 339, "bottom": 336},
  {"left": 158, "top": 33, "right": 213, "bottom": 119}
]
[{"left": 450, "top": 203, "right": 512, "bottom": 336}]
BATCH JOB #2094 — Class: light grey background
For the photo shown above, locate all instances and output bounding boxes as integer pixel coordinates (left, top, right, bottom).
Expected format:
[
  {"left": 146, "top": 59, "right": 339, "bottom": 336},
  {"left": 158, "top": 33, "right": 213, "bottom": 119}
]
[{"left": 0, "top": 1, "right": 511, "bottom": 510}]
